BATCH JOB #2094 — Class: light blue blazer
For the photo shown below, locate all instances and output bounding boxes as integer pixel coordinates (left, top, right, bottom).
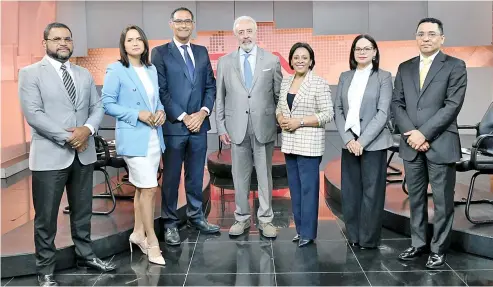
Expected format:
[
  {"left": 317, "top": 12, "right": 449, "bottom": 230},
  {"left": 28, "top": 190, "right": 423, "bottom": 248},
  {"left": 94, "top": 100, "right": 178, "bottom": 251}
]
[{"left": 102, "top": 61, "right": 166, "bottom": 157}]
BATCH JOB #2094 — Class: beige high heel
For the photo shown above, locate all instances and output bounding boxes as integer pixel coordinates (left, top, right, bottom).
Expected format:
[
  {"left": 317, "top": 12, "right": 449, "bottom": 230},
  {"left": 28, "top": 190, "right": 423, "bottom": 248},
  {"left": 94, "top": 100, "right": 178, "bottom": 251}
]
[
  {"left": 147, "top": 245, "right": 166, "bottom": 266},
  {"left": 129, "top": 233, "right": 148, "bottom": 255}
]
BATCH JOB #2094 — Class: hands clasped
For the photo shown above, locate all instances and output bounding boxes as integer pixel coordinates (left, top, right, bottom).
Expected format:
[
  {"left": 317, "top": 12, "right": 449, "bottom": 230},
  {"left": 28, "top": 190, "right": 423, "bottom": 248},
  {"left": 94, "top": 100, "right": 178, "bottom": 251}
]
[
  {"left": 138, "top": 110, "right": 166, "bottom": 127},
  {"left": 183, "top": 110, "right": 207, "bottom": 133},
  {"left": 346, "top": 139, "right": 363, "bottom": 156},
  {"left": 67, "top": 126, "right": 91, "bottom": 153},
  {"left": 277, "top": 115, "right": 301, "bottom": 132},
  {"left": 404, "top": 130, "right": 430, "bottom": 152}
]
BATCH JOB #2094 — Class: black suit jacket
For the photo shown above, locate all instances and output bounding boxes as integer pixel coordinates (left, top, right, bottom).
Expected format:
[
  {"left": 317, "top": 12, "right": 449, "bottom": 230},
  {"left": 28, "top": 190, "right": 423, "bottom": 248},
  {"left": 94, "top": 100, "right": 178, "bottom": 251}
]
[{"left": 391, "top": 51, "right": 467, "bottom": 164}]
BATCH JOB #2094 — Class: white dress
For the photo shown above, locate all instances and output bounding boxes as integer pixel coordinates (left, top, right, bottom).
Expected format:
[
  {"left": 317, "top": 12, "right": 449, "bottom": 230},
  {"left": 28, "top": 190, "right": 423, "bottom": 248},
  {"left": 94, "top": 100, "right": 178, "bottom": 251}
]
[{"left": 122, "top": 66, "right": 161, "bottom": 188}]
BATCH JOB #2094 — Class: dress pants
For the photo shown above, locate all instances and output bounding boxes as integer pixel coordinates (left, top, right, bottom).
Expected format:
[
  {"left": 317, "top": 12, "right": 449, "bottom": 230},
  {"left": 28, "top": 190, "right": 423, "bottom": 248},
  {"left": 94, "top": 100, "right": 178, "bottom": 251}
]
[
  {"left": 284, "top": 153, "right": 322, "bottom": 240},
  {"left": 341, "top": 149, "right": 387, "bottom": 248},
  {"left": 32, "top": 155, "right": 96, "bottom": 275},
  {"left": 231, "top": 116, "right": 274, "bottom": 224},
  {"left": 404, "top": 152, "right": 456, "bottom": 254},
  {"left": 161, "top": 133, "right": 207, "bottom": 228}
]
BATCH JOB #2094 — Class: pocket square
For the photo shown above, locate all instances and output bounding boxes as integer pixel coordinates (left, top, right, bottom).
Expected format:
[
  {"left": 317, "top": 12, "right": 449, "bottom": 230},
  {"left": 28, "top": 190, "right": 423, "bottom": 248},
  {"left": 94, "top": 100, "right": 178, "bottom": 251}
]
[{"left": 262, "top": 68, "right": 272, "bottom": 72}]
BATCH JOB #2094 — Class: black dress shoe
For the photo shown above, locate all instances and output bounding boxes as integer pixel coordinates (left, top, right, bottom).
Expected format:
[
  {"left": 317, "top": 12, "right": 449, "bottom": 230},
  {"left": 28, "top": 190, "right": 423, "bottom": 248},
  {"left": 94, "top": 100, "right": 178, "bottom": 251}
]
[
  {"left": 188, "top": 219, "right": 220, "bottom": 234},
  {"left": 37, "top": 274, "right": 58, "bottom": 286},
  {"left": 398, "top": 246, "right": 428, "bottom": 261},
  {"left": 359, "top": 245, "right": 378, "bottom": 250},
  {"left": 165, "top": 227, "right": 181, "bottom": 246},
  {"left": 426, "top": 253, "right": 446, "bottom": 269},
  {"left": 349, "top": 242, "right": 360, "bottom": 248},
  {"left": 76, "top": 258, "right": 116, "bottom": 272},
  {"left": 292, "top": 234, "right": 300, "bottom": 242},
  {"left": 298, "top": 239, "right": 313, "bottom": 247}
]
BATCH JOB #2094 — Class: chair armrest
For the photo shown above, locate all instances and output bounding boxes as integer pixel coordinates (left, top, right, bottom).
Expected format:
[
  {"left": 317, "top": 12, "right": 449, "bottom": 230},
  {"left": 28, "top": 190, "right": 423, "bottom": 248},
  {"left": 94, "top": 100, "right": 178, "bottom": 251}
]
[
  {"left": 470, "top": 134, "right": 493, "bottom": 169},
  {"left": 458, "top": 124, "right": 479, "bottom": 130},
  {"left": 94, "top": 135, "right": 111, "bottom": 165},
  {"left": 98, "top": 127, "right": 116, "bottom": 131}
]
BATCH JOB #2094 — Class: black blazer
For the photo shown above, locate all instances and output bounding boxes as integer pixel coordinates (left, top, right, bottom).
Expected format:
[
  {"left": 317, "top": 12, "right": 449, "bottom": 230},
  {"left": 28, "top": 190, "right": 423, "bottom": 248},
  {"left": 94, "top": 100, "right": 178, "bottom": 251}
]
[{"left": 391, "top": 51, "right": 467, "bottom": 164}]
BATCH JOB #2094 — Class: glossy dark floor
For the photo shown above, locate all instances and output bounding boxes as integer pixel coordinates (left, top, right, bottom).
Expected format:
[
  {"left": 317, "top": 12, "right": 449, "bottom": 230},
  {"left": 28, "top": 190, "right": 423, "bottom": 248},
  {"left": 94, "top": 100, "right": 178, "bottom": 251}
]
[{"left": 3, "top": 175, "right": 493, "bottom": 286}]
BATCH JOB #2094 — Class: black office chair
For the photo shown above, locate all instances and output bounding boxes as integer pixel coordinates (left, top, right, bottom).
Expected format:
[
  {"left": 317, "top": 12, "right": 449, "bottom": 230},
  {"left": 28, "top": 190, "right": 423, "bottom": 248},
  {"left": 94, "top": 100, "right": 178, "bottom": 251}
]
[
  {"left": 386, "top": 118, "right": 404, "bottom": 184},
  {"left": 64, "top": 135, "right": 117, "bottom": 215},
  {"left": 454, "top": 102, "right": 493, "bottom": 224}
]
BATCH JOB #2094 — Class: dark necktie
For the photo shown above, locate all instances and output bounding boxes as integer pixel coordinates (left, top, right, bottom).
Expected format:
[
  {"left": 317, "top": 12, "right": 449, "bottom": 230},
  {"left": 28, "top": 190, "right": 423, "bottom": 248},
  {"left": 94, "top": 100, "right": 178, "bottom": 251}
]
[
  {"left": 181, "top": 45, "right": 195, "bottom": 81},
  {"left": 60, "top": 64, "right": 76, "bottom": 105}
]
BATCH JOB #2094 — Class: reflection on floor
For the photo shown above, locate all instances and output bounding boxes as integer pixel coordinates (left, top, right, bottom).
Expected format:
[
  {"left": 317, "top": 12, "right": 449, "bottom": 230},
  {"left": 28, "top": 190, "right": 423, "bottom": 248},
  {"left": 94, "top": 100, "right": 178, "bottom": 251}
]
[{"left": 2, "top": 174, "right": 493, "bottom": 286}]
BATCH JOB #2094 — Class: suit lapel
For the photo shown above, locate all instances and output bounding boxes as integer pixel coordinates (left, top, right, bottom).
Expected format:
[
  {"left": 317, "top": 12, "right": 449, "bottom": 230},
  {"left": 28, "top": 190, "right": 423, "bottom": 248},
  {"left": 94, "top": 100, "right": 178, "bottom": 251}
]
[
  {"left": 233, "top": 49, "right": 249, "bottom": 93},
  {"left": 410, "top": 57, "right": 420, "bottom": 96},
  {"left": 359, "top": 71, "right": 377, "bottom": 118},
  {"left": 250, "top": 47, "right": 264, "bottom": 91},
  {"left": 169, "top": 41, "right": 193, "bottom": 84},
  {"left": 420, "top": 51, "right": 445, "bottom": 97},
  {"left": 343, "top": 70, "right": 355, "bottom": 111},
  {"left": 190, "top": 44, "right": 199, "bottom": 84},
  {"left": 123, "top": 65, "right": 152, "bottom": 111},
  {"left": 291, "top": 71, "right": 313, "bottom": 112},
  {"left": 41, "top": 58, "right": 74, "bottom": 106},
  {"left": 148, "top": 67, "right": 159, "bottom": 112},
  {"left": 72, "top": 65, "right": 82, "bottom": 107}
]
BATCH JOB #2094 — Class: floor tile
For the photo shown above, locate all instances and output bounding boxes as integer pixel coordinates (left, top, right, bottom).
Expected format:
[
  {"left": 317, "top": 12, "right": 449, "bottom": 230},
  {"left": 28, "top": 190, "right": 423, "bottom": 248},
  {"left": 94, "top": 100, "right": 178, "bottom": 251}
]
[
  {"left": 108, "top": 242, "right": 194, "bottom": 275},
  {"left": 446, "top": 250, "right": 493, "bottom": 270},
  {"left": 188, "top": 241, "right": 274, "bottom": 274},
  {"left": 454, "top": 270, "right": 493, "bottom": 286},
  {"left": 273, "top": 241, "right": 363, "bottom": 273},
  {"left": 366, "top": 270, "right": 466, "bottom": 286},
  {"left": 352, "top": 239, "right": 452, "bottom": 272},
  {"left": 1, "top": 277, "right": 13, "bottom": 286},
  {"left": 185, "top": 273, "right": 276, "bottom": 286},
  {"left": 93, "top": 274, "right": 186, "bottom": 286},
  {"left": 8, "top": 274, "right": 101, "bottom": 286},
  {"left": 276, "top": 272, "right": 370, "bottom": 286}
]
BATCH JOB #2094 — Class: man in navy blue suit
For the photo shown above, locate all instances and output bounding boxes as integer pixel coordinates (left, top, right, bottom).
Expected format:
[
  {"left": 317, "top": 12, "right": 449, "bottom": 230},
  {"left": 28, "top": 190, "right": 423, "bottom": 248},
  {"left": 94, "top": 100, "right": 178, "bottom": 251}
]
[{"left": 151, "top": 7, "right": 220, "bottom": 245}]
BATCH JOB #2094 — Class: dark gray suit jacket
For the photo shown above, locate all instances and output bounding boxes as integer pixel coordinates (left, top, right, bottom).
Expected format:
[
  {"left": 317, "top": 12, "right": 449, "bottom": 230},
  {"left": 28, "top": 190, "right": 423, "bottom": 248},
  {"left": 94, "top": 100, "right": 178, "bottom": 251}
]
[{"left": 391, "top": 51, "right": 467, "bottom": 164}]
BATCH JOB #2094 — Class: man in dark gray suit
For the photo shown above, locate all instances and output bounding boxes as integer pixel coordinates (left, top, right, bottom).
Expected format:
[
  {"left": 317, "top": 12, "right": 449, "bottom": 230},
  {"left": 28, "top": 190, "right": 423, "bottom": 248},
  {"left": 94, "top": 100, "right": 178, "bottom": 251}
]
[
  {"left": 19, "top": 22, "right": 116, "bottom": 286},
  {"left": 391, "top": 18, "right": 467, "bottom": 269}
]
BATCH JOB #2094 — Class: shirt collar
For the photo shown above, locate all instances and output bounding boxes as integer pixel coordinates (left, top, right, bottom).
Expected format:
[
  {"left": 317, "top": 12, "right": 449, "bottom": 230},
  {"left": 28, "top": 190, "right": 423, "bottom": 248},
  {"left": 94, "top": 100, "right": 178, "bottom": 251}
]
[
  {"left": 173, "top": 37, "right": 191, "bottom": 49},
  {"left": 420, "top": 49, "right": 440, "bottom": 63},
  {"left": 45, "top": 55, "right": 70, "bottom": 71},
  {"left": 239, "top": 45, "right": 257, "bottom": 57},
  {"left": 355, "top": 63, "right": 373, "bottom": 73}
]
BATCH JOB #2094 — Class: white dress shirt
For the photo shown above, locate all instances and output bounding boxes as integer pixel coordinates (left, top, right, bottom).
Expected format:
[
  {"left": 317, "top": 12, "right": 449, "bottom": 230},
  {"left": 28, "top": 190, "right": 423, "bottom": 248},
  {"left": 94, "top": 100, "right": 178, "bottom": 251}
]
[
  {"left": 239, "top": 45, "right": 257, "bottom": 81},
  {"left": 344, "top": 63, "right": 373, "bottom": 136},
  {"left": 419, "top": 49, "right": 440, "bottom": 70},
  {"left": 45, "top": 55, "right": 95, "bottom": 135},
  {"left": 172, "top": 38, "right": 210, "bottom": 121}
]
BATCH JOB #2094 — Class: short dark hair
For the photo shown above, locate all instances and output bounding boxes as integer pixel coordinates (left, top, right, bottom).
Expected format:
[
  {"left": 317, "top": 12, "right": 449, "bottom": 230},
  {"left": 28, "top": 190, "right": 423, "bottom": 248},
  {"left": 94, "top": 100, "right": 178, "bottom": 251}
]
[
  {"left": 44, "top": 22, "right": 72, "bottom": 40},
  {"left": 349, "top": 34, "right": 380, "bottom": 73},
  {"left": 118, "top": 25, "right": 151, "bottom": 68},
  {"left": 288, "top": 42, "right": 315, "bottom": 70},
  {"left": 170, "top": 7, "right": 194, "bottom": 21},
  {"left": 417, "top": 17, "right": 444, "bottom": 35}
]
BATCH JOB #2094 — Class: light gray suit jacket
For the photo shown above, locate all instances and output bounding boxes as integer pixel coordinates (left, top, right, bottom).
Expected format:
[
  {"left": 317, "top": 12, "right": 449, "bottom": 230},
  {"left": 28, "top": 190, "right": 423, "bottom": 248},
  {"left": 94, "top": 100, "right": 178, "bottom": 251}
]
[
  {"left": 215, "top": 47, "right": 283, "bottom": 144},
  {"left": 18, "top": 56, "right": 104, "bottom": 171},
  {"left": 334, "top": 68, "right": 393, "bottom": 151}
]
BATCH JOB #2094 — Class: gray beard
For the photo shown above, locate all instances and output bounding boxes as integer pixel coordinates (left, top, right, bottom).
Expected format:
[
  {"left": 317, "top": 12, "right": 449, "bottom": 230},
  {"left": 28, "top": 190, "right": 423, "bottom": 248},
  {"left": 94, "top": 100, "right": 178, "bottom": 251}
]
[{"left": 240, "top": 42, "right": 254, "bottom": 52}]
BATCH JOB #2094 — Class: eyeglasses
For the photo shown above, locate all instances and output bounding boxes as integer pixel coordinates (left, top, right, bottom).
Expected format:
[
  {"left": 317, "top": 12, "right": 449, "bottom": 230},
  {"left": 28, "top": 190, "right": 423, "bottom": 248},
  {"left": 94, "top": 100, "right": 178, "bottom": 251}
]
[
  {"left": 172, "top": 19, "right": 194, "bottom": 26},
  {"left": 45, "top": 37, "right": 73, "bottom": 44},
  {"left": 353, "top": 47, "right": 374, "bottom": 53},
  {"left": 415, "top": 32, "right": 441, "bottom": 39}
]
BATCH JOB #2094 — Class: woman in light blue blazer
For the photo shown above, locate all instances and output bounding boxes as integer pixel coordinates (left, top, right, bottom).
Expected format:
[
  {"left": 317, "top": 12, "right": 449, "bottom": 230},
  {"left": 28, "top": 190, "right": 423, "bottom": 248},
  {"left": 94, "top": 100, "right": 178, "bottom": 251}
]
[{"left": 102, "top": 25, "right": 166, "bottom": 265}]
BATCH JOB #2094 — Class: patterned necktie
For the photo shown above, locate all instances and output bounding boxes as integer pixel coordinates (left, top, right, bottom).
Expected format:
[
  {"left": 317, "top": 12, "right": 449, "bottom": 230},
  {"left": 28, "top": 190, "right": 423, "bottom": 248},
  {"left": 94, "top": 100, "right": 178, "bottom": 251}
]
[
  {"left": 419, "top": 57, "right": 432, "bottom": 89},
  {"left": 243, "top": 53, "right": 253, "bottom": 89},
  {"left": 181, "top": 45, "right": 195, "bottom": 81},
  {"left": 60, "top": 64, "right": 76, "bottom": 105}
]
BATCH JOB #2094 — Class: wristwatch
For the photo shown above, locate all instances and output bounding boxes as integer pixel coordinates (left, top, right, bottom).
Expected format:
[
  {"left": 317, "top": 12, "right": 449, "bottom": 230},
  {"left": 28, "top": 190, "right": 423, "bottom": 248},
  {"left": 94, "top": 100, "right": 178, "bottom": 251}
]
[{"left": 300, "top": 118, "right": 304, "bottom": 127}]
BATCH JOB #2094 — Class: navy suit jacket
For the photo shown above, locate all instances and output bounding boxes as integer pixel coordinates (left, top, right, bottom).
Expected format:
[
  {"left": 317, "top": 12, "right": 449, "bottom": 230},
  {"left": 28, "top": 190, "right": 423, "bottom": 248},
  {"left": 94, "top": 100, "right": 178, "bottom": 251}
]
[{"left": 151, "top": 41, "right": 216, "bottom": 135}]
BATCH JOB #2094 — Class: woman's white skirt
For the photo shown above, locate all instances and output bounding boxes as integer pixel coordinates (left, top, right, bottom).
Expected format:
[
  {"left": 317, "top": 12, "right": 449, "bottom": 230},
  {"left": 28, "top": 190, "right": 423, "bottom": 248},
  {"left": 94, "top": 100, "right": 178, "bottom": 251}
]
[{"left": 123, "top": 129, "right": 161, "bottom": 188}]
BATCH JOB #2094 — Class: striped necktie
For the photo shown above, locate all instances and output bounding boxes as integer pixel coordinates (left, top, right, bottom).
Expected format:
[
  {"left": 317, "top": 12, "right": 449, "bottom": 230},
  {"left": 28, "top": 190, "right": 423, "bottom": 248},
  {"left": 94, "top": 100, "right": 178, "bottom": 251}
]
[{"left": 61, "top": 64, "right": 76, "bottom": 105}]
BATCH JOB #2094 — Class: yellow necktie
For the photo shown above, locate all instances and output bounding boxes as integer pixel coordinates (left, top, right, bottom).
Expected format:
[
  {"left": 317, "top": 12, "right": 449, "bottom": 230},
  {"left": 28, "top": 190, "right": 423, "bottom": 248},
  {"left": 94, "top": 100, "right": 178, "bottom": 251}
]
[{"left": 419, "top": 57, "right": 432, "bottom": 89}]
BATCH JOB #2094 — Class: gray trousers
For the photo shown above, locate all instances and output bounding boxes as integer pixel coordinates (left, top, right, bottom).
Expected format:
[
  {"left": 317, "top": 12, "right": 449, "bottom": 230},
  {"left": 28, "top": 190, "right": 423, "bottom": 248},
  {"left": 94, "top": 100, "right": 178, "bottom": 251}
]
[
  {"left": 404, "top": 153, "right": 456, "bottom": 254},
  {"left": 231, "top": 116, "right": 274, "bottom": 223}
]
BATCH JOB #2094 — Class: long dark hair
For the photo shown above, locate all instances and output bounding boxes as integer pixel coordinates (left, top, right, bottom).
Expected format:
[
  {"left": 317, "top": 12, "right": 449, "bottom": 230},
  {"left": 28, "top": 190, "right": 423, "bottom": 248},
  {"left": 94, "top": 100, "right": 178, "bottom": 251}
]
[
  {"left": 118, "top": 25, "right": 151, "bottom": 68},
  {"left": 349, "top": 34, "right": 379, "bottom": 73}
]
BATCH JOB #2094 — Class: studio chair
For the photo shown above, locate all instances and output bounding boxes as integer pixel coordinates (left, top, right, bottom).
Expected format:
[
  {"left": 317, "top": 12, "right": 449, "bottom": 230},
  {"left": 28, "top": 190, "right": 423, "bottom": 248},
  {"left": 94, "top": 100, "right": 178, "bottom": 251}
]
[
  {"left": 454, "top": 102, "right": 493, "bottom": 224},
  {"left": 64, "top": 134, "right": 117, "bottom": 215},
  {"left": 386, "top": 118, "right": 405, "bottom": 184}
]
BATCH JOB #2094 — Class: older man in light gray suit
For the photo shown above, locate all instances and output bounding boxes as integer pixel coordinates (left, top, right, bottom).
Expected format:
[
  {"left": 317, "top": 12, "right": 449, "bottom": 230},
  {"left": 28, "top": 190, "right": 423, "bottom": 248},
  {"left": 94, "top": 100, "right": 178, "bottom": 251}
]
[
  {"left": 19, "top": 22, "right": 115, "bottom": 287},
  {"left": 215, "top": 16, "right": 282, "bottom": 238}
]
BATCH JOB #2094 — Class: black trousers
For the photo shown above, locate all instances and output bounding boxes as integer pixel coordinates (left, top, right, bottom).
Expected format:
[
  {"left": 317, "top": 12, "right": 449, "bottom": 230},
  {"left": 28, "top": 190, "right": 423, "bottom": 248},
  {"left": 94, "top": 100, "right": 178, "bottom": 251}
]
[
  {"left": 404, "top": 153, "right": 456, "bottom": 254},
  {"left": 32, "top": 156, "right": 96, "bottom": 275},
  {"left": 341, "top": 149, "right": 387, "bottom": 248}
]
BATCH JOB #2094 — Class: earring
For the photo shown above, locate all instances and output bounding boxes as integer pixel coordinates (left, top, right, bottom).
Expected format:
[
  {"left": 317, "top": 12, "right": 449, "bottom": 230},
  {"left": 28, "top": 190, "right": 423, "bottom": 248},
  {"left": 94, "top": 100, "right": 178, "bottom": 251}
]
[{"left": 372, "top": 56, "right": 376, "bottom": 61}]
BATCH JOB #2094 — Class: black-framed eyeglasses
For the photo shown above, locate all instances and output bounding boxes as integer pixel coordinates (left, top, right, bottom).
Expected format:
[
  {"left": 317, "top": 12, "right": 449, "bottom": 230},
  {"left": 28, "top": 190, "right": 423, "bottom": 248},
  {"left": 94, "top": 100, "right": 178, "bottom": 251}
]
[
  {"left": 45, "top": 37, "right": 73, "bottom": 44},
  {"left": 172, "top": 19, "right": 194, "bottom": 26},
  {"left": 353, "top": 47, "right": 374, "bottom": 53},
  {"left": 415, "top": 32, "right": 441, "bottom": 39}
]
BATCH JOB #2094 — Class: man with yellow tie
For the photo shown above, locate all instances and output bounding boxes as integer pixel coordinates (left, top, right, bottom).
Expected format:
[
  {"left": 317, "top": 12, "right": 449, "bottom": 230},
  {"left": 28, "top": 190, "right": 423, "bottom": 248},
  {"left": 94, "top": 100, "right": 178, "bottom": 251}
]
[{"left": 391, "top": 17, "right": 467, "bottom": 269}]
